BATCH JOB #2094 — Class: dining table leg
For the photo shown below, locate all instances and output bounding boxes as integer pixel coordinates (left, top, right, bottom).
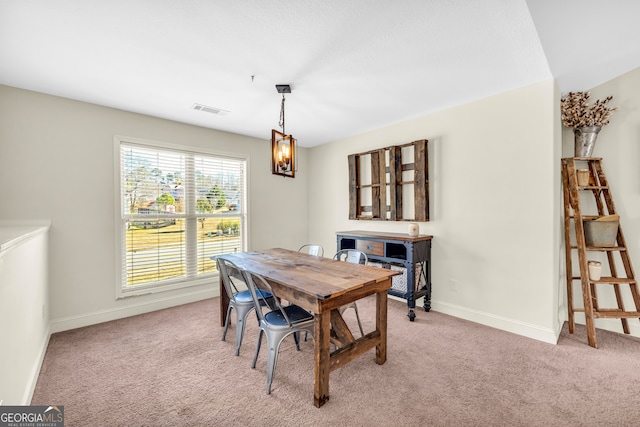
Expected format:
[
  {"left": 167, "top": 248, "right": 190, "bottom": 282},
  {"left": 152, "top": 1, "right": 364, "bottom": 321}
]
[
  {"left": 375, "top": 289, "right": 388, "bottom": 365},
  {"left": 313, "top": 311, "right": 331, "bottom": 407}
]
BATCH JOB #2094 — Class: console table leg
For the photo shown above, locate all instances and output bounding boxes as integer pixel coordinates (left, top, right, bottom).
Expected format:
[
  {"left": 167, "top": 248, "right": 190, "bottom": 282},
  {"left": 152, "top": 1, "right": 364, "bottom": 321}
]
[{"left": 423, "top": 277, "right": 432, "bottom": 312}]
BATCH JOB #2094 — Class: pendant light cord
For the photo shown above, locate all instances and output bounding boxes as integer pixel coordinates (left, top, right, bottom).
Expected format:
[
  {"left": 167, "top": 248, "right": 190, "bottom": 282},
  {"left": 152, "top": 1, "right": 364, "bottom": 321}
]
[{"left": 279, "top": 94, "right": 286, "bottom": 134}]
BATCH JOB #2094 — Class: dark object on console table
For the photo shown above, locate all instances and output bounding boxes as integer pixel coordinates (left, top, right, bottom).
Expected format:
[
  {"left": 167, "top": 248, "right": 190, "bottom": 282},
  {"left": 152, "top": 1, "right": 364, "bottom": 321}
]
[{"left": 336, "top": 230, "right": 433, "bottom": 321}]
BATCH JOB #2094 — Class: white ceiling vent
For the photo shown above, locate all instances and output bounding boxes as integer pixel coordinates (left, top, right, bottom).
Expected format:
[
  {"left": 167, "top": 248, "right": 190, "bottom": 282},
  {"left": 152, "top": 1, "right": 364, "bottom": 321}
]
[{"left": 192, "top": 103, "right": 230, "bottom": 116}]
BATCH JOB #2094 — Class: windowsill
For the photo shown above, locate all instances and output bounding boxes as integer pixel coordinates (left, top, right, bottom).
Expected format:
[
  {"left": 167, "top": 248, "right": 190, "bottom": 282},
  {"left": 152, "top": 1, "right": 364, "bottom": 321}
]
[{"left": 116, "top": 274, "right": 217, "bottom": 299}]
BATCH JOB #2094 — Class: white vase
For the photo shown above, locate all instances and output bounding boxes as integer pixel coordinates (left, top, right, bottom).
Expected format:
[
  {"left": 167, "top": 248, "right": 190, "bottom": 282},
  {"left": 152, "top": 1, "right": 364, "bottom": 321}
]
[
  {"left": 408, "top": 223, "right": 419, "bottom": 237},
  {"left": 588, "top": 260, "right": 602, "bottom": 281}
]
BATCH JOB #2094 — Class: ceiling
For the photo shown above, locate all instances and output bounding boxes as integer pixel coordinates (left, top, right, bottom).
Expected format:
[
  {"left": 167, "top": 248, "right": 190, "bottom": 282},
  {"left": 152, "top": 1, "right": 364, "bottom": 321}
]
[{"left": 1, "top": 0, "right": 639, "bottom": 147}]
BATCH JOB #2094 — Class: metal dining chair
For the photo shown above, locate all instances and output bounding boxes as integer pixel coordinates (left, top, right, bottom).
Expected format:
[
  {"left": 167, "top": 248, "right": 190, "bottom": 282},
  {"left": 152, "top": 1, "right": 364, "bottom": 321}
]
[
  {"left": 333, "top": 249, "right": 368, "bottom": 337},
  {"left": 217, "top": 257, "right": 273, "bottom": 356},
  {"left": 298, "top": 244, "right": 324, "bottom": 257},
  {"left": 298, "top": 244, "right": 324, "bottom": 341},
  {"left": 243, "top": 269, "right": 315, "bottom": 395}
]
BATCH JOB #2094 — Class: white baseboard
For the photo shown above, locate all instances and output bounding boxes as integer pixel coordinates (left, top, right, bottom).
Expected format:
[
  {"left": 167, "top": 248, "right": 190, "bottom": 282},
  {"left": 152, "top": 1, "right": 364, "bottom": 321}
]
[
  {"left": 431, "top": 300, "right": 560, "bottom": 345},
  {"left": 50, "top": 287, "right": 217, "bottom": 334}
]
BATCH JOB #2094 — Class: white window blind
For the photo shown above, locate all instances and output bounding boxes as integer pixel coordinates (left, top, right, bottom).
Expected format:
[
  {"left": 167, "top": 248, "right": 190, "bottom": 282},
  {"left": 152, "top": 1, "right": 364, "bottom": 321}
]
[{"left": 116, "top": 137, "right": 247, "bottom": 296}]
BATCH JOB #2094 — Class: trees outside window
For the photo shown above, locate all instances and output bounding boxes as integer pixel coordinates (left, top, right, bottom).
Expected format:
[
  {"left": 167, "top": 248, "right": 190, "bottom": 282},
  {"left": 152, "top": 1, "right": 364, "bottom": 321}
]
[{"left": 115, "top": 137, "right": 247, "bottom": 297}]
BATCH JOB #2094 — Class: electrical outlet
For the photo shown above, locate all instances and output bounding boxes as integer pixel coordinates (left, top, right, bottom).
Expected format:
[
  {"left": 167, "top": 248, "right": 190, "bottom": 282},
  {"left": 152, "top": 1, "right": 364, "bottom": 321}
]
[{"left": 449, "top": 279, "right": 459, "bottom": 292}]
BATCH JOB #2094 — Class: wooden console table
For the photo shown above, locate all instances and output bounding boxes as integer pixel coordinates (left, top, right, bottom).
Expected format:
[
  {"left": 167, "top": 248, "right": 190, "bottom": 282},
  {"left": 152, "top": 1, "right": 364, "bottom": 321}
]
[{"left": 337, "top": 230, "right": 433, "bottom": 321}]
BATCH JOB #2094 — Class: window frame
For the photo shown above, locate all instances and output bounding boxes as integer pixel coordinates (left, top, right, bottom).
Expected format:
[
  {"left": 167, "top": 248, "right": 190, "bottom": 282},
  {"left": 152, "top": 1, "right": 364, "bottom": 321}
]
[{"left": 113, "top": 135, "right": 249, "bottom": 299}]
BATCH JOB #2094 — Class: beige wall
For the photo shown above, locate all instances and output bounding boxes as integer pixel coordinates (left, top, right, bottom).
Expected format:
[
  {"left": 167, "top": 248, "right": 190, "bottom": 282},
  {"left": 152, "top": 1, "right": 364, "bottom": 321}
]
[
  {"left": 309, "top": 79, "right": 563, "bottom": 343},
  {"left": 0, "top": 84, "right": 310, "bottom": 331},
  {"left": 13, "top": 71, "right": 639, "bottom": 345},
  {"left": 563, "top": 67, "right": 640, "bottom": 336},
  {"left": 4, "top": 69, "right": 640, "bottom": 405}
]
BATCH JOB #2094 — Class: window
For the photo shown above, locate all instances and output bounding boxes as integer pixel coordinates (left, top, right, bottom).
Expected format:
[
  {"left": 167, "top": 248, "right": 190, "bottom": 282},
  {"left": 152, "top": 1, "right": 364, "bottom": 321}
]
[{"left": 114, "top": 136, "right": 247, "bottom": 297}]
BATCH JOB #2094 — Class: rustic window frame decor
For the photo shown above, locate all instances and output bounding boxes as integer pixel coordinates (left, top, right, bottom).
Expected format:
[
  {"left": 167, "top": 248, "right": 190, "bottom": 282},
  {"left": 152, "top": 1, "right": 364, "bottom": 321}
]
[{"left": 348, "top": 139, "right": 429, "bottom": 221}]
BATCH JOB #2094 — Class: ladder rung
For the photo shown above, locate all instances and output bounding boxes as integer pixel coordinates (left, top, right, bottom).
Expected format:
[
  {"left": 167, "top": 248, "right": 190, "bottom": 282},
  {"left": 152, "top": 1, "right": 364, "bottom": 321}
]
[
  {"left": 591, "top": 277, "right": 637, "bottom": 284},
  {"left": 570, "top": 276, "right": 636, "bottom": 284},
  {"left": 570, "top": 245, "right": 626, "bottom": 251},
  {"left": 582, "top": 215, "right": 612, "bottom": 220},
  {"left": 594, "top": 310, "right": 640, "bottom": 319},
  {"left": 572, "top": 308, "right": 640, "bottom": 319},
  {"left": 578, "top": 186, "right": 608, "bottom": 190},
  {"left": 567, "top": 215, "right": 617, "bottom": 220},
  {"left": 587, "top": 246, "right": 626, "bottom": 251},
  {"left": 585, "top": 246, "right": 627, "bottom": 252}
]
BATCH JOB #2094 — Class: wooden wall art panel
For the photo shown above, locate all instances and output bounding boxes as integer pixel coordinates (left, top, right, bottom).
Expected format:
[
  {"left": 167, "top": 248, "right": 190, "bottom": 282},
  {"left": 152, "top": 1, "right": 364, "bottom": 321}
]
[{"left": 348, "top": 139, "right": 429, "bottom": 221}]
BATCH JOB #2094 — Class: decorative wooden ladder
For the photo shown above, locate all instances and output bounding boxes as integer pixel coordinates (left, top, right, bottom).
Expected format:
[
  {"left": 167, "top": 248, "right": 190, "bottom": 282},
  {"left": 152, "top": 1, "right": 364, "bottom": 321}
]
[{"left": 562, "top": 157, "right": 640, "bottom": 348}]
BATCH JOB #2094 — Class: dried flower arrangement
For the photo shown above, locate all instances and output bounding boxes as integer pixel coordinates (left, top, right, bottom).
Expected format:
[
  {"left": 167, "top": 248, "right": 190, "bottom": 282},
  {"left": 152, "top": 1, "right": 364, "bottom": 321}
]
[{"left": 560, "top": 91, "right": 619, "bottom": 128}]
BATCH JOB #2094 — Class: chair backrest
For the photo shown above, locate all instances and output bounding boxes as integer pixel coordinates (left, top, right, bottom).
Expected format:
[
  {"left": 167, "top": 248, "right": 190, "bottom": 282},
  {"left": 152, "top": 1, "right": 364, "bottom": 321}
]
[
  {"left": 298, "top": 244, "right": 324, "bottom": 257},
  {"left": 333, "top": 249, "right": 368, "bottom": 265},
  {"left": 216, "top": 257, "right": 245, "bottom": 298},
  {"left": 242, "top": 270, "right": 294, "bottom": 326}
]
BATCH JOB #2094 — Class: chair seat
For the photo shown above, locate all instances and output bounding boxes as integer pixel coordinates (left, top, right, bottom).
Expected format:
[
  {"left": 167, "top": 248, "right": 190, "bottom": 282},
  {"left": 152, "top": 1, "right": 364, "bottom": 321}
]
[
  {"left": 233, "top": 289, "right": 272, "bottom": 304},
  {"left": 264, "top": 304, "right": 314, "bottom": 326}
]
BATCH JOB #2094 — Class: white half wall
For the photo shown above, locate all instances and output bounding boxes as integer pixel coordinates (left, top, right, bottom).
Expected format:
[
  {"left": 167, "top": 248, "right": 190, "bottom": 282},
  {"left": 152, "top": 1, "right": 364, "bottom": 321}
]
[{"left": 0, "top": 222, "right": 50, "bottom": 405}]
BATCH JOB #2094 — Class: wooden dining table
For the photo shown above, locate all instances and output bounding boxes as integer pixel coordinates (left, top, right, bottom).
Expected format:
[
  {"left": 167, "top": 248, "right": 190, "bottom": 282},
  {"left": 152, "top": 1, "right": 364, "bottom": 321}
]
[{"left": 217, "top": 247, "right": 399, "bottom": 407}]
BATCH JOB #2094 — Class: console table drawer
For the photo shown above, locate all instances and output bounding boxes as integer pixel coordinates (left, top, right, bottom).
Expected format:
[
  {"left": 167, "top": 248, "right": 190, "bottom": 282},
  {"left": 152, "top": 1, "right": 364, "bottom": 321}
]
[{"left": 356, "top": 240, "right": 384, "bottom": 256}]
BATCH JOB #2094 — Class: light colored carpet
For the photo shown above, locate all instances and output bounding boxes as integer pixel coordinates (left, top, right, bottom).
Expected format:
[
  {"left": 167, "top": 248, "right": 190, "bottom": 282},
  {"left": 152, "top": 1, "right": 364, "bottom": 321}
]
[{"left": 32, "top": 296, "right": 640, "bottom": 426}]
